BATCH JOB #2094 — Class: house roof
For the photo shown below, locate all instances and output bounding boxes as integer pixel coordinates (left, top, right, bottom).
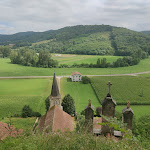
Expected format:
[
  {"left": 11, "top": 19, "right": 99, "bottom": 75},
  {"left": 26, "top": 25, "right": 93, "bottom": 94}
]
[
  {"left": 50, "top": 73, "right": 60, "bottom": 97},
  {"left": 0, "top": 122, "right": 23, "bottom": 140},
  {"left": 101, "top": 93, "right": 117, "bottom": 106},
  {"left": 37, "top": 106, "right": 73, "bottom": 132},
  {"left": 71, "top": 72, "right": 82, "bottom": 76}
]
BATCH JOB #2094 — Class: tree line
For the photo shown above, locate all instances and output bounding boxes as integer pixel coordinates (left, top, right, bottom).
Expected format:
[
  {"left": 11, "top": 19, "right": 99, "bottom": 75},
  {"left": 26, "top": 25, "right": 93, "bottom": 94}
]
[{"left": 10, "top": 48, "right": 58, "bottom": 68}]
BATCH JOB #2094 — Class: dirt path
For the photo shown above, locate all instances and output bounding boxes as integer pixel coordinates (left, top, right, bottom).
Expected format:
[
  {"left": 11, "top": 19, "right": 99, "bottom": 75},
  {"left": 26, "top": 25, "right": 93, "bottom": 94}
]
[{"left": 0, "top": 71, "right": 150, "bottom": 79}]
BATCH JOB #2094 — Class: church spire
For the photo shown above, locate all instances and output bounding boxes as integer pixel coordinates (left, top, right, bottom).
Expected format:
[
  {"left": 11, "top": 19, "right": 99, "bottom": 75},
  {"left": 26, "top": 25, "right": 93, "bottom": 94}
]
[{"left": 50, "top": 72, "right": 60, "bottom": 97}]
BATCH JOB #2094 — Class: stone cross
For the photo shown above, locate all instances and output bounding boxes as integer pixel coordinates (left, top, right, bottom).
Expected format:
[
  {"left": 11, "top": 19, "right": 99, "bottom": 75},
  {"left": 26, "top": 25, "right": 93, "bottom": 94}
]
[{"left": 107, "top": 81, "right": 112, "bottom": 94}]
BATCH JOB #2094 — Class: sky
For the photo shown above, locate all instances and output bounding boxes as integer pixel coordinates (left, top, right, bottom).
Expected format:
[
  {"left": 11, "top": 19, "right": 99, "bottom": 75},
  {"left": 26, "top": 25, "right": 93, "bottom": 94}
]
[{"left": 0, "top": 0, "right": 150, "bottom": 34}]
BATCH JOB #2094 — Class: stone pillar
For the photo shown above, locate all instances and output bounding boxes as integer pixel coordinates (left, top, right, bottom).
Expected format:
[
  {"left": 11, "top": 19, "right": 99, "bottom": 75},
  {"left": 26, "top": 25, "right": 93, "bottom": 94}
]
[
  {"left": 122, "top": 102, "right": 134, "bottom": 130},
  {"left": 85, "top": 99, "right": 94, "bottom": 133},
  {"left": 101, "top": 93, "right": 117, "bottom": 135}
]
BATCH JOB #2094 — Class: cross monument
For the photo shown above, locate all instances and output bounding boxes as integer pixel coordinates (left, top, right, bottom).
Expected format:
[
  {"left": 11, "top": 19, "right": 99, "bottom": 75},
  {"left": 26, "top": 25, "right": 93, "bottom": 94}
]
[{"left": 107, "top": 81, "right": 112, "bottom": 94}]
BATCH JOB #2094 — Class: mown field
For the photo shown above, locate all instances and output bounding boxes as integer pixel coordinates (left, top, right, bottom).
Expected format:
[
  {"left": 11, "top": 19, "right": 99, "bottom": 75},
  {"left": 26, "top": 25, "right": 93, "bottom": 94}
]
[
  {"left": 60, "top": 78, "right": 100, "bottom": 112},
  {"left": 90, "top": 76, "right": 150, "bottom": 104},
  {"left": 0, "top": 79, "right": 52, "bottom": 119},
  {"left": 52, "top": 54, "right": 120, "bottom": 65},
  {"left": 0, "top": 57, "right": 150, "bottom": 76}
]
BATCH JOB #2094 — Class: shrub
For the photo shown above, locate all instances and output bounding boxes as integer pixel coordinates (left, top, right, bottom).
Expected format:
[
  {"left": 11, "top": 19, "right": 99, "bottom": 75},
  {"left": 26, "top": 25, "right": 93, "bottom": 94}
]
[
  {"left": 22, "top": 105, "right": 41, "bottom": 118},
  {"left": 96, "top": 107, "right": 102, "bottom": 116},
  {"left": 45, "top": 96, "right": 50, "bottom": 112},
  {"left": 82, "top": 76, "right": 91, "bottom": 84},
  {"left": 62, "top": 94, "right": 75, "bottom": 116},
  {"left": 22, "top": 105, "right": 33, "bottom": 118},
  {"left": 32, "top": 112, "right": 41, "bottom": 117}
]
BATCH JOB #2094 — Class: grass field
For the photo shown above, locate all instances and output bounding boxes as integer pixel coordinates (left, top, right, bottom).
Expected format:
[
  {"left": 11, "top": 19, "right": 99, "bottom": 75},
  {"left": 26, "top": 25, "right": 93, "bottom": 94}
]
[
  {"left": 0, "top": 79, "right": 52, "bottom": 118},
  {"left": 90, "top": 76, "right": 150, "bottom": 104},
  {"left": 60, "top": 78, "right": 100, "bottom": 112},
  {"left": 52, "top": 54, "right": 120, "bottom": 65},
  {"left": 0, "top": 56, "right": 150, "bottom": 76},
  {"left": 116, "top": 105, "right": 150, "bottom": 119}
]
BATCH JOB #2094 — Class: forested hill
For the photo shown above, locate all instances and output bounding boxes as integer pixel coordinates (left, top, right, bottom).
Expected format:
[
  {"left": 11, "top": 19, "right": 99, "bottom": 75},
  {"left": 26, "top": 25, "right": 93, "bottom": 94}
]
[
  {"left": 0, "top": 25, "right": 150, "bottom": 56},
  {"left": 141, "top": 31, "right": 150, "bottom": 35}
]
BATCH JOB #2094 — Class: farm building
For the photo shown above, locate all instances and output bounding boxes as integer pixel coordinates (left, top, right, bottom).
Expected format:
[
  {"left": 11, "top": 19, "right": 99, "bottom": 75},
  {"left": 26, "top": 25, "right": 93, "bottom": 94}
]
[{"left": 71, "top": 72, "right": 82, "bottom": 82}]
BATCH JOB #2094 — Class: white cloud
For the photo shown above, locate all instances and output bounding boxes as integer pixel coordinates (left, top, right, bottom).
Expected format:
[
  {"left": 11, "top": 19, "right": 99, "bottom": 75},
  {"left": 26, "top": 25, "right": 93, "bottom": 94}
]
[{"left": 0, "top": 0, "right": 150, "bottom": 34}]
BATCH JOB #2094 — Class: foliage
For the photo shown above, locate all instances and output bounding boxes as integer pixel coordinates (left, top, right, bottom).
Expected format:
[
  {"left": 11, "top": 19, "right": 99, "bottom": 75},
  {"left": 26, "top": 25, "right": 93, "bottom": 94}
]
[
  {"left": 96, "top": 107, "right": 102, "bottom": 116},
  {"left": 22, "top": 105, "right": 41, "bottom": 118},
  {"left": 133, "top": 115, "right": 150, "bottom": 140},
  {"left": 82, "top": 76, "right": 91, "bottom": 84},
  {"left": 0, "top": 45, "right": 11, "bottom": 58},
  {"left": 10, "top": 48, "right": 58, "bottom": 68},
  {"left": 45, "top": 96, "right": 50, "bottom": 112},
  {"left": 61, "top": 94, "right": 76, "bottom": 116},
  {"left": 22, "top": 105, "right": 33, "bottom": 118}
]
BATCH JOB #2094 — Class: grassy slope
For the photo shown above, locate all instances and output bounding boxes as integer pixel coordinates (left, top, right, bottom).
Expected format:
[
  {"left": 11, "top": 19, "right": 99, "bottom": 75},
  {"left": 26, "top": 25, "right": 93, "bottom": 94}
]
[
  {"left": 0, "top": 57, "right": 150, "bottom": 76},
  {"left": 0, "top": 79, "right": 52, "bottom": 118},
  {"left": 52, "top": 54, "right": 120, "bottom": 65},
  {"left": 90, "top": 76, "right": 150, "bottom": 104},
  {"left": 60, "top": 78, "right": 100, "bottom": 112}
]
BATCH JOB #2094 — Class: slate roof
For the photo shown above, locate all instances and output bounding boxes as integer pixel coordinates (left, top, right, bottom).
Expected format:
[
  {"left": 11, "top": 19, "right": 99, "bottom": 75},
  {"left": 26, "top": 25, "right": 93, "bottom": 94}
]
[
  {"left": 50, "top": 73, "right": 60, "bottom": 97},
  {"left": 85, "top": 104, "right": 95, "bottom": 111},
  {"left": 71, "top": 72, "right": 82, "bottom": 76},
  {"left": 37, "top": 106, "right": 73, "bottom": 132},
  {"left": 122, "top": 107, "right": 134, "bottom": 114},
  {"left": 101, "top": 93, "right": 117, "bottom": 106},
  {"left": 0, "top": 122, "right": 23, "bottom": 140}
]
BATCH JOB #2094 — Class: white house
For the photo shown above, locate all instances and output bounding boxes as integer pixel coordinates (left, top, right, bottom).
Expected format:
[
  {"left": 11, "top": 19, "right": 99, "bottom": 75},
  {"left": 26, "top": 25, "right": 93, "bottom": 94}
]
[{"left": 71, "top": 72, "right": 82, "bottom": 82}]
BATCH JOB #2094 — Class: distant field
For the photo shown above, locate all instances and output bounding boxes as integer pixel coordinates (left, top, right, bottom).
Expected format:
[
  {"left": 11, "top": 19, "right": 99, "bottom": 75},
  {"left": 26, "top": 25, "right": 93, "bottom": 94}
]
[
  {"left": 52, "top": 54, "right": 120, "bottom": 65},
  {"left": 0, "top": 57, "right": 150, "bottom": 76},
  {"left": 60, "top": 78, "right": 100, "bottom": 112},
  {"left": 0, "top": 79, "right": 52, "bottom": 118},
  {"left": 90, "top": 76, "right": 150, "bottom": 104},
  {"left": 116, "top": 105, "right": 150, "bottom": 119}
]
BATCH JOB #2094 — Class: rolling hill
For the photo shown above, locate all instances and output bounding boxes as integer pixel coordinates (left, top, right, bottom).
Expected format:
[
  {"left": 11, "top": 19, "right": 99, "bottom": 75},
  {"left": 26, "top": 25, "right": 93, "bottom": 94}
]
[{"left": 1, "top": 25, "right": 150, "bottom": 56}]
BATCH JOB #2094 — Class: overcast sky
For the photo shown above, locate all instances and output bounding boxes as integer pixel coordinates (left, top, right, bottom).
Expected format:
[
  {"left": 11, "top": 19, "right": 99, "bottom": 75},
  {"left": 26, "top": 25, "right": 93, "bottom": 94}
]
[{"left": 0, "top": 0, "right": 150, "bottom": 34}]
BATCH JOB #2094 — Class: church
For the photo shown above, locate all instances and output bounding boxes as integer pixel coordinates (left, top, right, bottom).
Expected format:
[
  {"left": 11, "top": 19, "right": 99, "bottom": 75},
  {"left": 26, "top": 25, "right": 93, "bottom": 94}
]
[{"left": 37, "top": 73, "right": 74, "bottom": 132}]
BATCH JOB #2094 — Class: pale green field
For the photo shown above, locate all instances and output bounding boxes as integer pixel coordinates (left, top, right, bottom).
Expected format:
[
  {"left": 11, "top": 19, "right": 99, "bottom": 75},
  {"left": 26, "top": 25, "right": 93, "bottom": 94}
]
[
  {"left": 0, "top": 57, "right": 150, "bottom": 76},
  {"left": 116, "top": 105, "right": 150, "bottom": 119},
  {"left": 0, "top": 79, "right": 52, "bottom": 118},
  {"left": 60, "top": 78, "right": 100, "bottom": 112},
  {"left": 52, "top": 54, "right": 120, "bottom": 65}
]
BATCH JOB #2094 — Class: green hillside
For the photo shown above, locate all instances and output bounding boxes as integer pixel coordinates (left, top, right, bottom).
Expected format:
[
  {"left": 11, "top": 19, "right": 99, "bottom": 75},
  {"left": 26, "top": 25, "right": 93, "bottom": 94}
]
[{"left": 1, "top": 25, "right": 150, "bottom": 56}]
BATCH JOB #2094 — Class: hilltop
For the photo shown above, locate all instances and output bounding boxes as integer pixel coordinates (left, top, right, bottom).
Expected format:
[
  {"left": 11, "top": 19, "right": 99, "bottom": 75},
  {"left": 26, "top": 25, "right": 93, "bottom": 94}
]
[{"left": 0, "top": 25, "right": 150, "bottom": 56}]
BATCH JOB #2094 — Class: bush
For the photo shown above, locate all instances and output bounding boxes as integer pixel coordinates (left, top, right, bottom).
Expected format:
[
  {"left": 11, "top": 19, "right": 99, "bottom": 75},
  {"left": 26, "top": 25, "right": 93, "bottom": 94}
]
[
  {"left": 96, "top": 107, "right": 102, "bottom": 116},
  {"left": 22, "top": 105, "right": 33, "bottom": 118},
  {"left": 22, "top": 105, "right": 41, "bottom": 118},
  {"left": 82, "top": 76, "right": 91, "bottom": 84},
  {"left": 62, "top": 94, "right": 75, "bottom": 116},
  {"left": 45, "top": 96, "right": 50, "bottom": 112},
  {"left": 32, "top": 112, "right": 41, "bottom": 117}
]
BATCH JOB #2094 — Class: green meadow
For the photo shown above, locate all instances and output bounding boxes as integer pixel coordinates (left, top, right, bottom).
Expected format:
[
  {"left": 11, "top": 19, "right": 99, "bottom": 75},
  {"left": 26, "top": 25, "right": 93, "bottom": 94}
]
[
  {"left": 0, "top": 56, "right": 150, "bottom": 76},
  {"left": 60, "top": 78, "right": 100, "bottom": 112},
  {"left": 116, "top": 105, "right": 150, "bottom": 119},
  {"left": 90, "top": 76, "right": 150, "bottom": 104},
  {"left": 52, "top": 54, "right": 120, "bottom": 65},
  {"left": 0, "top": 79, "right": 52, "bottom": 118}
]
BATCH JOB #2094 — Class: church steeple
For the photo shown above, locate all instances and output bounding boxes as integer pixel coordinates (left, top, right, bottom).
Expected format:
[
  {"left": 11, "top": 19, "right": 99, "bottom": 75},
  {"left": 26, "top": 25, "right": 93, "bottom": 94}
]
[{"left": 51, "top": 72, "right": 60, "bottom": 97}]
